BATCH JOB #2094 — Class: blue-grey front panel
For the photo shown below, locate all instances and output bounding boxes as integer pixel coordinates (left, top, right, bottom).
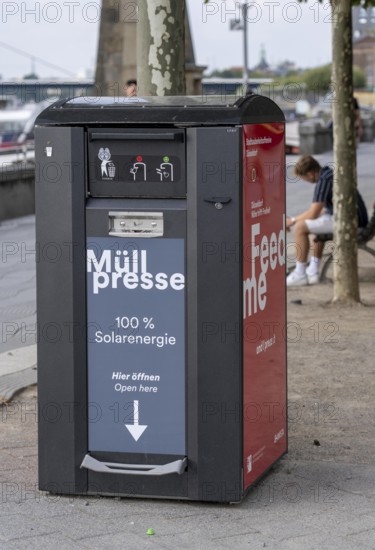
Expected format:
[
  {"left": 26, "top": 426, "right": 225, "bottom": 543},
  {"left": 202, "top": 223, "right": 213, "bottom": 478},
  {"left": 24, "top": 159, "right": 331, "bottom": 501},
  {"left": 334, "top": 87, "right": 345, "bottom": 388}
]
[{"left": 86, "top": 237, "right": 185, "bottom": 455}]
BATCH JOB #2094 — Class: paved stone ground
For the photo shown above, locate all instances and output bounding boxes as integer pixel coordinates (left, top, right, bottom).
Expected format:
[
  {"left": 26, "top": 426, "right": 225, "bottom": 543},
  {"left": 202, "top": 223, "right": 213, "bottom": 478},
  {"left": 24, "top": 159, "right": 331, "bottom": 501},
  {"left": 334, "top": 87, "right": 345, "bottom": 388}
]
[{"left": 1, "top": 382, "right": 375, "bottom": 550}]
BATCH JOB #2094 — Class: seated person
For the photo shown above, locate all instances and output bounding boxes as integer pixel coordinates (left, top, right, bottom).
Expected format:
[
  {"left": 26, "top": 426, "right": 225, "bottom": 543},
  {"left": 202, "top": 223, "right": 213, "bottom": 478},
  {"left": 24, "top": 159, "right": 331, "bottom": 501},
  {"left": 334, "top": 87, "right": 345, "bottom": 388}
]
[{"left": 286, "top": 155, "right": 368, "bottom": 287}]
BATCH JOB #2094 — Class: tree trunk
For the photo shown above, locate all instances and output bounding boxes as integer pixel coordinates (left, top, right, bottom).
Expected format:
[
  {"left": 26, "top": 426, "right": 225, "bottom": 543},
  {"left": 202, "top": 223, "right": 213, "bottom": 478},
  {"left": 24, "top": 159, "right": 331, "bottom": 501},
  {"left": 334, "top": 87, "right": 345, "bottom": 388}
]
[
  {"left": 137, "top": 0, "right": 186, "bottom": 96},
  {"left": 331, "top": 0, "right": 360, "bottom": 303}
]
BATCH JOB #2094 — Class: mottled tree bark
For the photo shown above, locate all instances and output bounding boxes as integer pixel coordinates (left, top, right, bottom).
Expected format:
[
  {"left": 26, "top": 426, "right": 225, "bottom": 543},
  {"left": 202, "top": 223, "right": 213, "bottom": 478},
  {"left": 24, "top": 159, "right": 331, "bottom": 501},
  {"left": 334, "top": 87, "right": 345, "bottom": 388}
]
[
  {"left": 137, "top": 0, "right": 186, "bottom": 96},
  {"left": 331, "top": 0, "right": 360, "bottom": 303}
]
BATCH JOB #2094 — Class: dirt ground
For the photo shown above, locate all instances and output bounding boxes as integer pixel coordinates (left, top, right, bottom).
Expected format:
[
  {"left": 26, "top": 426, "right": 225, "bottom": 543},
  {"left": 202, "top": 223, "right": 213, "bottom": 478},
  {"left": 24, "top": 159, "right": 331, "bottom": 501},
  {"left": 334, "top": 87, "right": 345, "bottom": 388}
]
[{"left": 286, "top": 274, "right": 375, "bottom": 466}]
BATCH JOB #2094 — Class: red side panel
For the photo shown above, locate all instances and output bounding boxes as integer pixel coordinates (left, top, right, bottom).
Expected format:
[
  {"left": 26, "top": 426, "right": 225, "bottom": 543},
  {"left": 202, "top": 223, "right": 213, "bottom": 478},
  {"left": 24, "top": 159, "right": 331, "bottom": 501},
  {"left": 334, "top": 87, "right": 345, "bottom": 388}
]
[{"left": 242, "top": 123, "right": 287, "bottom": 490}]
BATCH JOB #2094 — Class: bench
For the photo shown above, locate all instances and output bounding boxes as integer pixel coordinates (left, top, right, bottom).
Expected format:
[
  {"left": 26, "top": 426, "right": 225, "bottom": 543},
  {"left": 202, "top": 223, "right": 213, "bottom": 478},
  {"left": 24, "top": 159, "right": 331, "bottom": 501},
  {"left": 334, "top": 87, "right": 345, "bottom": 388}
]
[{"left": 313, "top": 206, "right": 375, "bottom": 282}]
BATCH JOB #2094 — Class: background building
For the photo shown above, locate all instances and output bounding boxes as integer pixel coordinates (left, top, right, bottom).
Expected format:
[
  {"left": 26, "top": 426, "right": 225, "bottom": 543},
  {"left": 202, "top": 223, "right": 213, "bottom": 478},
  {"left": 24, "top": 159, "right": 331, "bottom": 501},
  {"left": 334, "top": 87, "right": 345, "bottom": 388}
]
[{"left": 353, "top": 5, "right": 375, "bottom": 91}]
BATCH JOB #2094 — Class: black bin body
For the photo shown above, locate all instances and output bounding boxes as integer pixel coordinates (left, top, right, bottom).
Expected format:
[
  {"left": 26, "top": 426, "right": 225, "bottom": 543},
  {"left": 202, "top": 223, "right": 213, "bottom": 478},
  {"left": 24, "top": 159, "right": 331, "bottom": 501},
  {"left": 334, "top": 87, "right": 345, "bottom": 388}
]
[{"left": 35, "top": 95, "right": 287, "bottom": 503}]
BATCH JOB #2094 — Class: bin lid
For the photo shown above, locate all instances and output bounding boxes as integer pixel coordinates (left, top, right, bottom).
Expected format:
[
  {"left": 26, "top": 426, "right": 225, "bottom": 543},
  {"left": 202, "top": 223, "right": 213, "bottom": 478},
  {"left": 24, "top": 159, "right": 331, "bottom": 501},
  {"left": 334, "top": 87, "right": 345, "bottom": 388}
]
[{"left": 35, "top": 94, "right": 285, "bottom": 127}]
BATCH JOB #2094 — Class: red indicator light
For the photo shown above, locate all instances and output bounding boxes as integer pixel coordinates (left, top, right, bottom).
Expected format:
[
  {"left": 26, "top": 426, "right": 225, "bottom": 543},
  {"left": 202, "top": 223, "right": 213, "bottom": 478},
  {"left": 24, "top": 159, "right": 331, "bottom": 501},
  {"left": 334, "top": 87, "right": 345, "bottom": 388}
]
[{"left": 136, "top": 155, "right": 143, "bottom": 162}]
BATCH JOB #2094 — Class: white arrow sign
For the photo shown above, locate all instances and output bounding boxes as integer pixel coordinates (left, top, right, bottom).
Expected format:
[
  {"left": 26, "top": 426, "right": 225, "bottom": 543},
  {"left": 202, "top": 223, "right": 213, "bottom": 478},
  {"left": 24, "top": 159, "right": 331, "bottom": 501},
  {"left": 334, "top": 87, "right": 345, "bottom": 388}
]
[{"left": 125, "top": 400, "right": 148, "bottom": 441}]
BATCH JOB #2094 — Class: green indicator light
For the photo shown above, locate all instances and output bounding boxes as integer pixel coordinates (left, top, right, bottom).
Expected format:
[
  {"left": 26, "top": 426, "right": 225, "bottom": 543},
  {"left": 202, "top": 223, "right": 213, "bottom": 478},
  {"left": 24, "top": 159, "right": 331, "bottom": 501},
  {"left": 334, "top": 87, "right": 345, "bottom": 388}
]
[{"left": 163, "top": 156, "right": 170, "bottom": 162}]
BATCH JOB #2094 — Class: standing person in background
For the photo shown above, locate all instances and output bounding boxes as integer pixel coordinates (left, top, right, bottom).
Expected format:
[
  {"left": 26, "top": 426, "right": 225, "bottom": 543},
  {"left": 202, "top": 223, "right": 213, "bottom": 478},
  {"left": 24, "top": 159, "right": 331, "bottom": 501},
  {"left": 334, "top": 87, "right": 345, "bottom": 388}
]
[{"left": 125, "top": 79, "right": 138, "bottom": 97}]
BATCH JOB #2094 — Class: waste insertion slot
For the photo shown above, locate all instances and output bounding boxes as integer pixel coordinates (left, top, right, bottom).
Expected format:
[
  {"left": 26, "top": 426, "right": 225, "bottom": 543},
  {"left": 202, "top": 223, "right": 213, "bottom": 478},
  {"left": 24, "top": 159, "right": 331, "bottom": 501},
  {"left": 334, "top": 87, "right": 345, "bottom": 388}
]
[{"left": 90, "top": 132, "right": 184, "bottom": 142}]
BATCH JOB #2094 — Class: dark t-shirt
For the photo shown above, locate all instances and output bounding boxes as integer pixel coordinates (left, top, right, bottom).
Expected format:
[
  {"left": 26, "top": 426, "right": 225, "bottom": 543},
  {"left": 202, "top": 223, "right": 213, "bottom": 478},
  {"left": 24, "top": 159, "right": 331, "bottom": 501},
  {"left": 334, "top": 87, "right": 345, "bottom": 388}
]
[{"left": 313, "top": 166, "right": 368, "bottom": 227}]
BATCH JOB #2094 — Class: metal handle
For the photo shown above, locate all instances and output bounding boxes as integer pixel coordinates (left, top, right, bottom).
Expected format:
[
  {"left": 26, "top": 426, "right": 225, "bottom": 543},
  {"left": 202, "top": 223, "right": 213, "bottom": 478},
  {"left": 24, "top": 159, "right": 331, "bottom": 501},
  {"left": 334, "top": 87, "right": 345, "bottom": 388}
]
[
  {"left": 109, "top": 211, "right": 164, "bottom": 238},
  {"left": 80, "top": 454, "right": 187, "bottom": 476}
]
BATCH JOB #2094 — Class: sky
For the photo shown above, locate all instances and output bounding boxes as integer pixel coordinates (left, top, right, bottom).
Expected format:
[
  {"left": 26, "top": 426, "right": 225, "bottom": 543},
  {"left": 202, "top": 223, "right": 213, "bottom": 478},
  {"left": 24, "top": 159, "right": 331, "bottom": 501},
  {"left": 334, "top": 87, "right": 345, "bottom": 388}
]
[{"left": 0, "top": 0, "right": 332, "bottom": 81}]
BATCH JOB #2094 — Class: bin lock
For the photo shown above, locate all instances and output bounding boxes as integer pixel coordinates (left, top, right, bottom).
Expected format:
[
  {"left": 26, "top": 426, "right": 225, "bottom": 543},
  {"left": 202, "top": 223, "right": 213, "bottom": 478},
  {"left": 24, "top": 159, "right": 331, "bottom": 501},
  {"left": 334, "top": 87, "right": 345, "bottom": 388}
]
[
  {"left": 109, "top": 212, "right": 163, "bottom": 237},
  {"left": 204, "top": 196, "right": 232, "bottom": 210}
]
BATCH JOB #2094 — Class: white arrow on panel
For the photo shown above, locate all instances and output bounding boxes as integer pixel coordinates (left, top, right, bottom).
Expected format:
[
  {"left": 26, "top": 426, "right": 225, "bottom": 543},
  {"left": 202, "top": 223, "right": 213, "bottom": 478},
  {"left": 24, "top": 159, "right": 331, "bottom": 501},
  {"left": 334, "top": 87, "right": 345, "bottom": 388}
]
[{"left": 125, "top": 400, "right": 148, "bottom": 441}]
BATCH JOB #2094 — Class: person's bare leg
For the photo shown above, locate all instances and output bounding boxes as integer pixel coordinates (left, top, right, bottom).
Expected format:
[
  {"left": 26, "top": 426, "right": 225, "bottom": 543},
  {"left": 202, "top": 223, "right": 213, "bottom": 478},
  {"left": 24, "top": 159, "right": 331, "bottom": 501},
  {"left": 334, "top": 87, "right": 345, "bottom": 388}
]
[
  {"left": 311, "top": 239, "right": 324, "bottom": 259},
  {"left": 305, "top": 236, "right": 324, "bottom": 283},
  {"left": 287, "top": 221, "right": 311, "bottom": 286},
  {"left": 293, "top": 221, "right": 310, "bottom": 263}
]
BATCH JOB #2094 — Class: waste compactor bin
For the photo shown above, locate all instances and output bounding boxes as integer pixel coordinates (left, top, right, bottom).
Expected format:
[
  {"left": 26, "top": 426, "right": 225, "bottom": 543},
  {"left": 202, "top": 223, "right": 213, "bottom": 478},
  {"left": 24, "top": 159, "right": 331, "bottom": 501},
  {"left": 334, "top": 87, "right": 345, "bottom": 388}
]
[{"left": 35, "top": 94, "right": 287, "bottom": 503}]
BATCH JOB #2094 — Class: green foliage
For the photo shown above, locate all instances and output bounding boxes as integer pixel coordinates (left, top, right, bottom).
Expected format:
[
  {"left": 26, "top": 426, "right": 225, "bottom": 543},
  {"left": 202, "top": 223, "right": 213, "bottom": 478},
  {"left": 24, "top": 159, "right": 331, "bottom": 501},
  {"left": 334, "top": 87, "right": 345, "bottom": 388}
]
[
  {"left": 23, "top": 73, "right": 39, "bottom": 80},
  {"left": 278, "top": 64, "right": 366, "bottom": 92},
  {"left": 304, "top": 64, "right": 332, "bottom": 92},
  {"left": 208, "top": 63, "right": 366, "bottom": 93},
  {"left": 209, "top": 68, "right": 242, "bottom": 78},
  {"left": 353, "top": 65, "right": 367, "bottom": 88}
]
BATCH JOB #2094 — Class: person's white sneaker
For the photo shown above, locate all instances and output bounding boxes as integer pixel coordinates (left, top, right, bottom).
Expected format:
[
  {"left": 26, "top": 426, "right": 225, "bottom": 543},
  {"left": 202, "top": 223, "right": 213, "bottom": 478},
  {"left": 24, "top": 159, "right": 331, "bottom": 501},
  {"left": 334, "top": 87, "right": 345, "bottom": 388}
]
[
  {"left": 307, "top": 273, "right": 319, "bottom": 285},
  {"left": 286, "top": 270, "right": 308, "bottom": 287}
]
